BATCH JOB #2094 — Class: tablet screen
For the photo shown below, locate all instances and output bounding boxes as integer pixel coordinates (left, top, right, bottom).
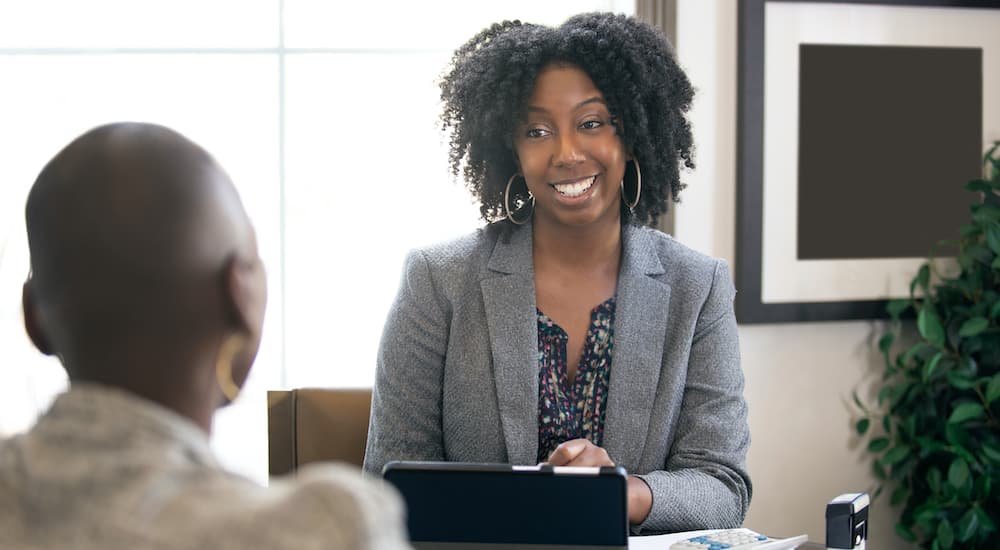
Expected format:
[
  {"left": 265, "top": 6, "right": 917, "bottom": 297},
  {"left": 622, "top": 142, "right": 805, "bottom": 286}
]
[{"left": 383, "top": 462, "right": 628, "bottom": 548}]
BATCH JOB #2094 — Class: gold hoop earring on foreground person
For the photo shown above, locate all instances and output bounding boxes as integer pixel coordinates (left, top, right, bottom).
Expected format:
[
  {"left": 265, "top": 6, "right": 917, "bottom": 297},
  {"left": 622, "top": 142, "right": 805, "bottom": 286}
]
[
  {"left": 504, "top": 172, "right": 534, "bottom": 225},
  {"left": 215, "top": 334, "right": 245, "bottom": 402},
  {"left": 621, "top": 159, "right": 642, "bottom": 210}
]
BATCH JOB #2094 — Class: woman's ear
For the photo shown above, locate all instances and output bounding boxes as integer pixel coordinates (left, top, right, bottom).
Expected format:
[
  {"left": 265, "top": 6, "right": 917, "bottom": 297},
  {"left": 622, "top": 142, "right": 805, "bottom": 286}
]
[
  {"left": 22, "top": 281, "right": 54, "bottom": 356},
  {"left": 223, "top": 254, "right": 267, "bottom": 335}
]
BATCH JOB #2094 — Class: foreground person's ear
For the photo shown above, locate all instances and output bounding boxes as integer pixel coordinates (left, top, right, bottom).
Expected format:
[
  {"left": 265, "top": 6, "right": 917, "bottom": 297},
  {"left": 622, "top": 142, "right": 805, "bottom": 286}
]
[{"left": 22, "top": 280, "right": 54, "bottom": 357}]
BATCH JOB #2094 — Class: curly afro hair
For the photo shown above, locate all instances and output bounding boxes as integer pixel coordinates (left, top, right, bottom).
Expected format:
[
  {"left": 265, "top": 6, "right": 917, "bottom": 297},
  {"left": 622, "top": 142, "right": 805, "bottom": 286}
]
[{"left": 439, "top": 12, "right": 695, "bottom": 227}]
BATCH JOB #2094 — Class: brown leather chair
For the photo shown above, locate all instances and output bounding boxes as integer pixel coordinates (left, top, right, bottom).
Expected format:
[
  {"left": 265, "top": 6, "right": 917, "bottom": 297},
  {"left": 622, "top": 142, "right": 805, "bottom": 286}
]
[{"left": 267, "top": 388, "right": 372, "bottom": 476}]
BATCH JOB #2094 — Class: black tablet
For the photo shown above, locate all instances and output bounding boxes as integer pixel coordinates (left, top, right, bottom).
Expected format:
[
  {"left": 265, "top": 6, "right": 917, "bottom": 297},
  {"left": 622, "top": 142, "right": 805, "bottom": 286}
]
[{"left": 382, "top": 461, "right": 629, "bottom": 550}]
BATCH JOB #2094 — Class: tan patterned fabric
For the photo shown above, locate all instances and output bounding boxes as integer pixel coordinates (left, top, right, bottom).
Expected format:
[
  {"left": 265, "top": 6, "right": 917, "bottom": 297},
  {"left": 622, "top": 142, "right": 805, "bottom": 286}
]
[{"left": 0, "top": 384, "right": 411, "bottom": 550}]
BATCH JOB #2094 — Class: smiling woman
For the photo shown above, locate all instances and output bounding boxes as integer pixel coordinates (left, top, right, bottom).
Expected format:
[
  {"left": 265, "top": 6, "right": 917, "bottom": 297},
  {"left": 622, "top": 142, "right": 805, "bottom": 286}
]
[{"left": 364, "top": 12, "right": 752, "bottom": 535}]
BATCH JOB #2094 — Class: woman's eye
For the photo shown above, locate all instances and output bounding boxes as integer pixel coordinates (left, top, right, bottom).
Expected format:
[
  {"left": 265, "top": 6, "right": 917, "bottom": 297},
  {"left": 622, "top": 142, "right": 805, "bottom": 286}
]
[
  {"left": 581, "top": 119, "right": 604, "bottom": 130},
  {"left": 525, "top": 128, "right": 549, "bottom": 138}
]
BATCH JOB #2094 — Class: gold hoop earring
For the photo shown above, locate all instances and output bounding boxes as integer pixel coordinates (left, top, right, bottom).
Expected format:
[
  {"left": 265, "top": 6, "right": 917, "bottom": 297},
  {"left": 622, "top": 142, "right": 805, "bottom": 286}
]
[
  {"left": 621, "top": 159, "right": 642, "bottom": 210},
  {"left": 504, "top": 173, "right": 534, "bottom": 225},
  {"left": 215, "top": 334, "right": 245, "bottom": 402}
]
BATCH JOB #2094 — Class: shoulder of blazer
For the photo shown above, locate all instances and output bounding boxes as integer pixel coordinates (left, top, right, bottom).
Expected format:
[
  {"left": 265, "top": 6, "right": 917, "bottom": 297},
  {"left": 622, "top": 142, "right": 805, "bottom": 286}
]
[
  {"left": 407, "top": 223, "right": 511, "bottom": 295},
  {"left": 627, "top": 224, "right": 725, "bottom": 284},
  {"left": 414, "top": 225, "right": 495, "bottom": 266}
]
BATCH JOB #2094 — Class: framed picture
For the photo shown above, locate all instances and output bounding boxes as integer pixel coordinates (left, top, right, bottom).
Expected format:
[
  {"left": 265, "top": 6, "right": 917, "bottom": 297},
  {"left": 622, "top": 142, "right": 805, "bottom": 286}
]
[{"left": 735, "top": 0, "right": 1000, "bottom": 324}]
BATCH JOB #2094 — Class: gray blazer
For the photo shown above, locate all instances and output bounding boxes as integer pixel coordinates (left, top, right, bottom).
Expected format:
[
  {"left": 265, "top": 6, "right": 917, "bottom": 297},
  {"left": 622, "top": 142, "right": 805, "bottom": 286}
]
[{"left": 364, "top": 221, "right": 750, "bottom": 534}]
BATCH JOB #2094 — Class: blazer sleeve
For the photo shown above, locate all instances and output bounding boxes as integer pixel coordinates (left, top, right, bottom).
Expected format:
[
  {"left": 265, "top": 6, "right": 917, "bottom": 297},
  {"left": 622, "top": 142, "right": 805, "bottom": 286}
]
[
  {"left": 634, "top": 259, "right": 751, "bottom": 534},
  {"left": 363, "top": 249, "right": 449, "bottom": 476}
]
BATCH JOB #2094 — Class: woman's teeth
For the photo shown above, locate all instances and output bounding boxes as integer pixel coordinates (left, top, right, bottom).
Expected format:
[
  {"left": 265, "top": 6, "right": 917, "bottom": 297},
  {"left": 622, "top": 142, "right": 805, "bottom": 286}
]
[{"left": 553, "top": 176, "right": 596, "bottom": 197}]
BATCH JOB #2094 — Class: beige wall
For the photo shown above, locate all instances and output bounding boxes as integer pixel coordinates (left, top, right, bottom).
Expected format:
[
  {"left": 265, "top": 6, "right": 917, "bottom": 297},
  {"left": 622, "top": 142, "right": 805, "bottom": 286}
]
[{"left": 673, "top": 2, "right": 914, "bottom": 548}]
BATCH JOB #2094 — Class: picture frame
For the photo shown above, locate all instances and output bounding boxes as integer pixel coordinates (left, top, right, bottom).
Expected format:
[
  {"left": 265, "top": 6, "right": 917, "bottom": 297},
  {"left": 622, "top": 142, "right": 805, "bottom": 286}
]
[{"left": 735, "top": 0, "right": 1000, "bottom": 324}]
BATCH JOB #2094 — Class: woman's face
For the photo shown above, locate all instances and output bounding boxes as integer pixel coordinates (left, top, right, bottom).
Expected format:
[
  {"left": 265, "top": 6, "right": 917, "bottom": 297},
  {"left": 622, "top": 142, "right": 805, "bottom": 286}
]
[{"left": 512, "top": 63, "right": 627, "bottom": 230}]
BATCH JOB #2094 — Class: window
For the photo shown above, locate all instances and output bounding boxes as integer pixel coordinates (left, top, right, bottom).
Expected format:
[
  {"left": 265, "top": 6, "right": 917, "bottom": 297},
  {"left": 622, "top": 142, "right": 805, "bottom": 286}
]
[{"left": 0, "top": 0, "right": 633, "bottom": 483}]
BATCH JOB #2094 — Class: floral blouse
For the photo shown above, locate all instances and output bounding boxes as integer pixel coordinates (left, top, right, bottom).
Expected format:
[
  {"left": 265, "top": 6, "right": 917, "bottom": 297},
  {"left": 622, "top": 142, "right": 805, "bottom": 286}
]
[{"left": 536, "top": 297, "right": 616, "bottom": 463}]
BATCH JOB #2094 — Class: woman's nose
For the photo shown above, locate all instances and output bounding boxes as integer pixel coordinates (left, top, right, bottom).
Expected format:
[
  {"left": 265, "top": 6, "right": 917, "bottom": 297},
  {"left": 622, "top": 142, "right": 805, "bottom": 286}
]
[{"left": 553, "top": 132, "right": 585, "bottom": 166}]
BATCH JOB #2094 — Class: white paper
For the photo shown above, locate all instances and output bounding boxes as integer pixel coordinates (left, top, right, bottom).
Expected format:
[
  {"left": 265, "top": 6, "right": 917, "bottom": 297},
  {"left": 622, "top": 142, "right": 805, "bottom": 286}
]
[
  {"left": 629, "top": 529, "right": 724, "bottom": 549},
  {"left": 629, "top": 528, "right": 809, "bottom": 549}
]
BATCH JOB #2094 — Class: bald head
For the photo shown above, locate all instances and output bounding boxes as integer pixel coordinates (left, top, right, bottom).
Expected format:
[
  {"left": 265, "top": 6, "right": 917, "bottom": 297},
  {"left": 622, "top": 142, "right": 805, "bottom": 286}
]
[{"left": 24, "top": 122, "right": 264, "bottom": 384}]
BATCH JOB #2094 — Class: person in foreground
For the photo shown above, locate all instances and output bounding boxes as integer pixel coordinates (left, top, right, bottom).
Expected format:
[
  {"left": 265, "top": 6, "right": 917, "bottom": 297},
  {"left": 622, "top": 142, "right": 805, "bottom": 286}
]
[
  {"left": 0, "top": 122, "right": 410, "bottom": 550},
  {"left": 364, "top": 13, "right": 751, "bottom": 534}
]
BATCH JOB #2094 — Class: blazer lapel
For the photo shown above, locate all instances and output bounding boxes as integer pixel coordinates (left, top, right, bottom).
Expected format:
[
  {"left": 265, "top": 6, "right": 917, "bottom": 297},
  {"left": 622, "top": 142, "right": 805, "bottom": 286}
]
[
  {"left": 480, "top": 223, "right": 539, "bottom": 464},
  {"left": 603, "top": 224, "right": 671, "bottom": 471}
]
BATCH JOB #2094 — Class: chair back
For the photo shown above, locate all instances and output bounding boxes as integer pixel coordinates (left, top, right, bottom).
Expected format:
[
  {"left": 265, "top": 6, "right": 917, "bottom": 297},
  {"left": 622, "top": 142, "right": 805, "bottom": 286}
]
[{"left": 267, "top": 388, "right": 372, "bottom": 476}]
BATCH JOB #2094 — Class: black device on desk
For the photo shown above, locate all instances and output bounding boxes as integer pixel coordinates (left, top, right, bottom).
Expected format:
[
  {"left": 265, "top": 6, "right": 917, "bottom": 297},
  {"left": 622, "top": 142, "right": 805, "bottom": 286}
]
[
  {"left": 826, "top": 492, "right": 869, "bottom": 549},
  {"left": 382, "top": 461, "right": 629, "bottom": 550}
]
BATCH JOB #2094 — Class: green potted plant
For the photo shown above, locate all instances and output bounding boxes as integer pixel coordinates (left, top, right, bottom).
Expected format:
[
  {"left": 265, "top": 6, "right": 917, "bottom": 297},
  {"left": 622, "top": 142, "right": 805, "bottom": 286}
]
[{"left": 855, "top": 142, "right": 1000, "bottom": 549}]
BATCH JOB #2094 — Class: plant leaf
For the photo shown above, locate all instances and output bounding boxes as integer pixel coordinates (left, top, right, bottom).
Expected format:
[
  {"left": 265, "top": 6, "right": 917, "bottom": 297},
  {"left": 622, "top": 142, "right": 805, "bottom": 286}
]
[
  {"left": 958, "top": 509, "right": 979, "bottom": 543},
  {"left": 868, "top": 437, "right": 889, "bottom": 453},
  {"left": 948, "top": 402, "right": 984, "bottom": 424},
  {"left": 917, "top": 507, "right": 939, "bottom": 533},
  {"left": 927, "top": 466, "right": 942, "bottom": 494},
  {"left": 948, "top": 457, "right": 970, "bottom": 490},
  {"left": 974, "top": 474, "right": 991, "bottom": 500},
  {"left": 958, "top": 317, "right": 990, "bottom": 337},
  {"left": 916, "top": 264, "right": 931, "bottom": 293},
  {"left": 878, "top": 333, "right": 894, "bottom": 355},
  {"left": 916, "top": 437, "right": 946, "bottom": 454},
  {"left": 986, "top": 141, "right": 1000, "bottom": 164},
  {"left": 982, "top": 441, "right": 1000, "bottom": 464},
  {"left": 887, "top": 299, "right": 910, "bottom": 319},
  {"left": 890, "top": 485, "right": 909, "bottom": 506},
  {"left": 938, "top": 519, "right": 955, "bottom": 549},
  {"left": 958, "top": 355, "right": 979, "bottom": 376},
  {"left": 973, "top": 205, "right": 1000, "bottom": 224},
  {"left": 987, "top": 224, "right": 1000, "bottom": 254},
  {"left": 987, "top": 373, "right": 1000, "bottom": 404},
  {"left": 856, "top": 418, "right": 870, "bottom": 435},
  {"left": 882, "top": 445, "right": 911, "bottom": 466},
  {"left": 946, "top": 370, "right": 977, "bottom": 390},
  {"left": 991, "top": 301, "right": 1000, "bottom": 320},
  {"left": 918, "top": 307, "right": 947, "bottom": 347},
  {"left": 895, "top": 523, "right": 917, "bottom": 543},
  {"left": 966, "top": 178, "right": 992, "bottom": 193},
  {"left": 967, "top": 243, "right": 994, "bottom": 265},
  {"left": 974, "top": 505, "right": 997, "bottom": 532},
  {"left": 923, "top": 351, "right": 944, "bottom": 381},
  {"left": 903, "top": 415, "right": 917, "bottom": 440},
  {"left": 945, "top": 424, "right": 977, "bottom": 465},
  {"left": 946, "top": 422, "right": 966, "bottom": 447}
]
